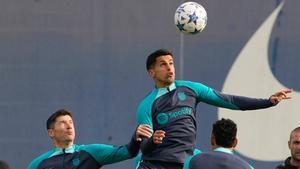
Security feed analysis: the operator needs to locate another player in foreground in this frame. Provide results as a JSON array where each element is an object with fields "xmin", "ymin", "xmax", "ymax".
[
  {"xmin": 184, "ymin": 118, "xmax": 254, "ymax": 169},
  {"xmin": 136, "ymin": 48, "xmax": 292, "ymax": 169},
  {"xmin": 27, "ymin": 109, "xmax": 154, "ymax": 169}
]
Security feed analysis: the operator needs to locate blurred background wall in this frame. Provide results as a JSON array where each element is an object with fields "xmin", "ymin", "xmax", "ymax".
[{"xmin": 0, "ymin": 0, "xmax": 299, "ymax": 168}]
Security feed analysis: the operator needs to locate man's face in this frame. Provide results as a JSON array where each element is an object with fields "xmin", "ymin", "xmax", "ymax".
[
  {"xmin": 289, "ymin": 131, "xmax": 300, "ymax": 162},
  {"xmin": 48, "ymin": 115, "xmax": 75, "ymax": 147},
  {"xmin": 148, "ymin": 55, "xmax": 175, "ymax": 88}
]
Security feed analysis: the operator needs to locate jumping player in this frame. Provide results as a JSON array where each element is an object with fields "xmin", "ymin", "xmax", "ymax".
[{"xmin": 135, "ymin": 48, "xmax": 292, "ymax": 169}]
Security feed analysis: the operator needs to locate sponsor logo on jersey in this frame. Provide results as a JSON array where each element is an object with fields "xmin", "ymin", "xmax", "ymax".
[{"xmin": 157, "ymin": 107, "xmax": 192, "ymax": 125}]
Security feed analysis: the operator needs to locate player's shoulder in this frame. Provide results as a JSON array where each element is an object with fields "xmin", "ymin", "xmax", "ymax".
[
  {"xmin": 138, "ymin": 89, "xmax": 157, "ymax": 107},
  {"xmin": 175, "ymin": 80, "xmax": 210, "ymax": 94},
  {"xmin": 77, "ymin": 144, "xmax": 115, "ymax": 153},
  {"xmin": 27, "ymin": 149, "xmax": 54, "ymax": 169},
  {"xmin": 190, "ymin": 151, "xmax": 251, "ymax": 168},
  {"xmin": 175, "ymin": 80, "xmax": 205, "ymax": 87}
]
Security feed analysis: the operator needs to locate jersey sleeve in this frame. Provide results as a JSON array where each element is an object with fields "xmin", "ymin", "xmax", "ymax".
[
  {"xmin": 136, "ymin": 91, "xmax": 158, "ymax": 154},
  {"xmin": 183, "ymin": 148, "xmax": 202, "ymax": 169},
  {"xmin": 27, "ymin": 160, "xmax": 39, "ymax": 169},
  {"xmin": 27, "ymin": 151, "xmax": 53, "ymax": 169},
  {"xmin": 178, "ymin": 81, "xmax": 274, "ymax": 110},
  {"xmin": 133, "ymin": 153, "xmax": 142, "ymax": 169},
  {"xmin": 136, "ymin": 102, "xmax": 153, "ymax": 128},
  {"xmin": 82, "ymin": 144, "xmax": 132, "ymax": 166},
  {"xmin": 136, "ymin": 91, "xmax": 157, "ymax": 129},
  {"xmin": 136, "ymin": 100, "xmax": 157, "ymax": 154}
]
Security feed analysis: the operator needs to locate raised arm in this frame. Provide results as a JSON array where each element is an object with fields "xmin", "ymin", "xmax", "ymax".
[
  {"xmin": 178, "ymin": 81, "xmax": 292, "ymax": 111},
  {"xmin": 269, "ymin": 89, "xmax": 292, "ymax": 105}
]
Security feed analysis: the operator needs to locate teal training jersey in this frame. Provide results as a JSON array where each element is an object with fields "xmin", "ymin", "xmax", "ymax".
[
  {"xmin": 136, "ymin": 80, "xmax": 273, "ymax": 164},
  {"xmin": 28, "ymin": 136, "xmax": 140, "ymax": 169},
  {"xmin": 183, "ymin": 147, "xmax": 255, "ymax": 169}
]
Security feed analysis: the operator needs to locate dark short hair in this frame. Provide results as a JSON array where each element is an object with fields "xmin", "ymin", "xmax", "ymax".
[
  {"xmin": 0, "ymin": 160, "xmax": 10, "ymax": 169},
  {"xmin": 46, "ymin": 109, "xmax": 72, "ymax": 130},
  {"xmin": 146, "ymin": 49, "xmax": 173, "ymax": 70},
  {"xmin": 212, "ymin": 118, "xmax": 237, "ymax": 148}
]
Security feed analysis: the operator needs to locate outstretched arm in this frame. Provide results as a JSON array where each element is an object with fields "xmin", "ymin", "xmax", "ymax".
[
  {"xmin": 269, "ymin": 89, "xmax": 292, "ymax": 105},
  {"xmin": 181, "ymin": 81, "xmax": 292, "ymax": 110},
  {"xmin": 217, "ymin": 88, "xmax": 293, "ymax": 110},
  {"xmin": 83, "ymin": 125, "xmax": 153, "ymax": 166}
]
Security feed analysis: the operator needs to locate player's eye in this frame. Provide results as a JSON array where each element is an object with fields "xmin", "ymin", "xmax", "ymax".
[
  {"xmin": 294, "ymin": 141, "xmax": 300, "ymax": 145},
  {"xmin": 160, "ymin": 63, "xmax": 167, "ymax": 66}
]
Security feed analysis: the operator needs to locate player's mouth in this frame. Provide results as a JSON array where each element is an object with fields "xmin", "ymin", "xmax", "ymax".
[
  {"xmin": 168, "ymin": 72, "xmax": 174, "ymax": 77},
  {"xmin": 66, "ymin": 131, "xmax": 73, "ymax": 135}
]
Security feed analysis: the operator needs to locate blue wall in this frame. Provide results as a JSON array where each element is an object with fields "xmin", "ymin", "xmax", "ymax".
[{"xmin": 0, "ymin": 0, "xmax": 299, "ymax": 168}]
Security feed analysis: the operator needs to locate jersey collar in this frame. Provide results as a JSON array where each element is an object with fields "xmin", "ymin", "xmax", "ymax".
[
  {"xmin": 50, "ymin": 144, "xmax": 76, "ymax": 157},
  {"xmin": 155, "ymin": 82, "xmax": 176, "ymax": 99},
  {"xmin": 214, "ymin": 147, "xmax": 234, "ymax": 154}
]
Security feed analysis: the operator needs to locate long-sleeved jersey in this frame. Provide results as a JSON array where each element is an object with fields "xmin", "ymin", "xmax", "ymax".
[
  {"xmin": 27, "ymin": 136, "xmax": 139, "ymax": 169},
  {"xmin": 183, "ymin": 147, "xmax": 254, "ymax": 169},
  {"xmin": 136, "ymin": 80, "xmax": 274, "ymax": 164}
]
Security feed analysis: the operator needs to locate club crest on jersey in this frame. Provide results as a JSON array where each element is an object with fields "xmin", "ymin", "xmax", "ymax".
[
  {"xmin": 156, "ymin": 113, "xmax": 169, "ymax": 125},
  {"xmin": 72, "ymin": 158, "xmax": 80, "ymax": 166},
  {"xmin": 178, "ymin": 92, "xmax": 186, "ymax": 101}
]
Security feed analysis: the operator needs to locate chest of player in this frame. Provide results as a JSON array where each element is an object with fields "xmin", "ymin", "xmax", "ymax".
[
  {"xmin": 38, "ymin": 151, "xmax": 101, "ymax": 169},
  {"xmin": 151, "ymin": 87, "xmax": 197, "ymax": 127}
]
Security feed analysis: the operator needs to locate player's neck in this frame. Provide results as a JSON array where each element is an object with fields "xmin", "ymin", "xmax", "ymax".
[
  {"xmin": 213, "ymin": 146, "xmax": 235, "ymax": 151},
  {"xmin": 155, "ymin": 82, "xmax": 173, "ymax": 89},
  {"xmin": 54, "ymin": 141, "xmax": 74, "ymax": 149}
]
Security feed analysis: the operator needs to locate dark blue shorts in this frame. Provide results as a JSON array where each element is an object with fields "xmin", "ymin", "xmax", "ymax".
[{"xmin": 137, "ymin": 160, "xmax": 183, "ymax": 169}]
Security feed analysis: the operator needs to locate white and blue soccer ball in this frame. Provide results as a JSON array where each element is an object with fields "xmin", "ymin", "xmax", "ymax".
[{"xmin": 174, "ymin": 2, "xmax": 207, "ymax": 34}]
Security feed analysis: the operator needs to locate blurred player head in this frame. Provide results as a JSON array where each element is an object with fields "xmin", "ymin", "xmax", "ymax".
[
  {"xmin": 211, "ymin": 118, "xmax": 238, "ymax": 149},
  {"xmin": 289, "ymin": 127, "xmax": 300, "ymax": 163},
  {"xmin": 0, "ymin": 160, "xmax": 10, "ymax": 169}
]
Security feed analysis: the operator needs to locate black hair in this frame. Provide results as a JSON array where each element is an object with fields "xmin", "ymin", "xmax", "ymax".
[
  {"xmin": 0, "ymin": 160, "xmax": 10, "ymax": 169},
  {"xmin": 212, "ymin": 118, "xmax": 237, "ymax": 148},
  {"xmin": 146, "ymin": 49, "xmax": 173, "ymax": 70},
  {"xmin": 46, "ymin": 109, "xmax": 72, "ymax": 130}
]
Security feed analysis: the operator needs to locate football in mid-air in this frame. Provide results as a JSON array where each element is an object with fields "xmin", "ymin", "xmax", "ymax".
[{"xmin": 174, "ymin": 1, "xmax": 207, "ymax": 34}]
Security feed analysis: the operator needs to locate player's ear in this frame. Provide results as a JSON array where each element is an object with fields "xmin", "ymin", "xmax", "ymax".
[
  {"xmin": 148, "ymin": 69, "xmax": 155, "ymax": 78},
  {"xmin": 211, "ymin": 135, "xmax": 217, "ymax": 148},
  {"xmin": 232, "ymin": 137, "xmax": 238, "ymax": 148},
  {"xmin": 48, "ymin": 129, "xmax": 54, "ymax": 138}
]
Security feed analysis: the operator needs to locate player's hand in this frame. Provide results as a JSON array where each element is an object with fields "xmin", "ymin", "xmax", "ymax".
[
  {"xmin": 269, "ymin": 89, "xmax": 293, "ymax": 105},
  {"xmin": 135, "ymin": 124, "xmax": 153, "ymax": 142},
  {"xmin": 153, "ymin": 130, "xmax": 165, "ymax": 144}
]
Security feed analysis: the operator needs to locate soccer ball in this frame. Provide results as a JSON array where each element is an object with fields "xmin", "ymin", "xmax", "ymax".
[{"xmin": 174, "ymin": 2, "xmax": 207, "ymax": 34}]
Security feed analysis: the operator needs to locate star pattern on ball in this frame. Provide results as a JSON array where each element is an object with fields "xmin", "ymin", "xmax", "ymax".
[
  {"xmin": 188, "ymin": 12, "xmax": 198, "ymax": 25},
  {"xmin": 176, "ymin": 6, "xmax": 185, "ymax": 14},
  {"xmin": 176, "ymin": 21, "xmax": 185, "ymax": 31},
  {"xmin": 174, "ymin": 2, "xmax": 207, "ymax": 34}
]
